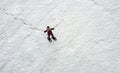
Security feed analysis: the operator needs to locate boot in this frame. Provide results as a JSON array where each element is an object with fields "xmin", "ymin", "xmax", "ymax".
[
  {"xmin": 52, "ymin": 36, "xmax": 57, "ymax": 41},
  {"xmin": 47, "ymin": 37, "xmax": 52, "ymax": 42}
]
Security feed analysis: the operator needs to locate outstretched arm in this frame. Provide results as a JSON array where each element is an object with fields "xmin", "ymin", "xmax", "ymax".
[
  {"xmin": 44, "ymin": 30, "xmax": 47, "ymax": 33},
  {"xmin": 51, "ymin": 28, "xmax": 54, "ymax": 30}
]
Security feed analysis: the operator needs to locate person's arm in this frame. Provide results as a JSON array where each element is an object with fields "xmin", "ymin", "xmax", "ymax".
[
  {"xmin": 44, "ymin": 30, "xmax": 47, "ymax": 33},
  {"xmin": 51, "ymin": 28, "xmax": 54, "ymax": 30}
]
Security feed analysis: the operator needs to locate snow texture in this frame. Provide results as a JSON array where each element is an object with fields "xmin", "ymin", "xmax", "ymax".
[{"xmin": 0, "ymin": 0, "xmax": 120, "ymax": 73}]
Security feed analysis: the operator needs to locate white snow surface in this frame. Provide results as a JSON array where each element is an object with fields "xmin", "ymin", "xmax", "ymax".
[{"xmin": 0, "ymin": 0, "xmax": 120, "ymax": 73}]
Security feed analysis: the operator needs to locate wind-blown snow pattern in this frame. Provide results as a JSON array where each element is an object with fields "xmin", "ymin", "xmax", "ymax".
[{"xmin": 0, "ymin": 0, "xmax": 120, "ymax": 73}]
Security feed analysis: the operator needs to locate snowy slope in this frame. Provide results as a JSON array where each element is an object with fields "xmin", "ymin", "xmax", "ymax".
[{"xmin": 0, "ymin": 0, "xmax": 120, "ymax": 73}]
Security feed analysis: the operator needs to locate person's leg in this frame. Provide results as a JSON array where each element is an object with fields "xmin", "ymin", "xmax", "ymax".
[
  {"xmin": 47, "ymin": 35, "xmax": 52, "ymax": 42},
  {"xmin": 52, "ymin": 34, "xmax": 57, "ymax": 40}
]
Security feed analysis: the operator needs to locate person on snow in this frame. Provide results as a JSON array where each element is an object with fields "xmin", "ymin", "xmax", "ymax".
[{"xmin": 44, "ymin": 26, "xmax": 57, "ymax": 42}]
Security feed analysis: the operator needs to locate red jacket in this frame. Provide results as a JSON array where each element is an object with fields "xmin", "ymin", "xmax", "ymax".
[{"xmin": 44, "ymin": 28, "xmax": 54, "ymax": 36}]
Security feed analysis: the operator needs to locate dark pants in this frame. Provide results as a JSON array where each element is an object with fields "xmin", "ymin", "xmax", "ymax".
[{"xmin": 47, "ymin": 34, "xmax": 56, "ymax": 41}]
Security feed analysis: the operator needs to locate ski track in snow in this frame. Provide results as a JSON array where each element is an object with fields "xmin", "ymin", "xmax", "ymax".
[{"xmin": 0, "ymin": 0, "xmax": 120, "ymax": 73}]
